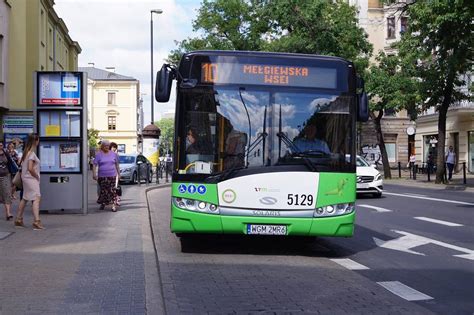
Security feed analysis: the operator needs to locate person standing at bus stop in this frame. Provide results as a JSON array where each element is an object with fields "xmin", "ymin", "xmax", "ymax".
[
  {"xmin": 14, "ymin": 133, "xmax": 44, "ymax": 230},
  {"xmin": 93, "ymin": 140, "xmax": 120, "ymax": 212},
  {"xmin": 445, "ymin": 145, "xmax": 456, "ymax": 181}
]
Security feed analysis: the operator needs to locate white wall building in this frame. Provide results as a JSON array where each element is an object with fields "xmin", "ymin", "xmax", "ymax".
[{"xmin": 80, "ymin": 66, "xmax": 140, "ymax": 154}]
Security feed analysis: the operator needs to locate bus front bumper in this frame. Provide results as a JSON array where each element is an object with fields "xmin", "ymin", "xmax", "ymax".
[{"xmin": 170, "ymin": 205, "xmax": 355, "ymax": 237}]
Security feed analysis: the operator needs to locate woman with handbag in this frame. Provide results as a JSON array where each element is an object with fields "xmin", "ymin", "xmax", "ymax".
[
  {"xmin": 7, "ymin": 142, "xmax": 20, "ymax": 199},
  {"xmin": 93, "ymin": 140, "xmax": 120, "ymax": 212},
  {"xmin": 14, "ymin": 133, "xmax": 44, "ymax": 230},
  {"xmin": 0, "ymin": 142, "xmax": 14, "ymax": 220}
]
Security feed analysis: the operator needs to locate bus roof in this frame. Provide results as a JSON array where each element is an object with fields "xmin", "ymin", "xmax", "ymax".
[{"xmin": 181, "ymin": 50, "xmax": 353, "ymax": 66}]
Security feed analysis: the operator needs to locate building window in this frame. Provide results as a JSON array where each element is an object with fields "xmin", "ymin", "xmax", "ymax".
[
  {"xmin": 385, "ymin": 143, "xmax": 396, "ymax": 163},
  {"xmin": 384, "ymin": 108, "xmax": 396, "ymax": 117},
  {"xmin": 387, "ymin": 17, "xmax": 396, "ymax": 39},
  {"xmin": 118, "ymin": 144, "xmax": 126, "ymax": 153},
  {"xmin": 108, "ymin": 92, "xmax": 116, "ymax": 105},
  {"xmin": 400, "ymin": 17, "xmax": 408, "ymax": 34},
  {"xmin": 108, "ymin": 116, "xmax": 117, "ymax": 130}
]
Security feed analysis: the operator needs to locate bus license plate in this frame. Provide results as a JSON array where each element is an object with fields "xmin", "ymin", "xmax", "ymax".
[{"xmin": 247, "ymin": 224, "xmax": 287, "ymax": 235}]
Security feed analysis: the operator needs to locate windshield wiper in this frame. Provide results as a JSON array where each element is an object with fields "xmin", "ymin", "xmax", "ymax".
[{"xmin": 290, "ymin": 149, "xmax": 330, "ymax": 157}]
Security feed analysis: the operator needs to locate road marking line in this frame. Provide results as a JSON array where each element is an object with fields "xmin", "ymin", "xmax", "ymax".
[
  {"xmin": 373, "ymin": 230, "xmax": 474, "ymax": 261},
  {"xmin": 404, "ymin": 193, "xmax": 427, "ymax": 197},
  {"xmin": 384, "ymin": 192, "xmax": 474, "ymax": 206},
  {"xmin": 414, "ymin": 216, "xmax": 463, "ymax": 227},
  {"xmin": 377, "ymin": 281, "xmax": 433, "ymax": 301},
  {"xmin": 331, "ymin": 258, "xmax": 369, "ymax": 270},
  {"xmin": 358, "ymin": 204, "xmax": 393, "ymax": 212}
]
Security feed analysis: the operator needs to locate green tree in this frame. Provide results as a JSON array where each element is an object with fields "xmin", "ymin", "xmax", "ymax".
[
  {"xmin": 87, "ymin": 128, "xmax": 100, "ymax": 150},
  {"xmin": 156, "ymin": 118, "xmax": 174, "ymax": 156},
  {"xmin": 168, "ymin": 0, "xmax": 372, "ymax": 72},
  {"xmin": 395, "ymin": 0, "xmax": 474, "ymax": 183},
  {"xmin": 366, "ymin": 52, "xmax": 420, "ymax": 178},
  {"xmin": 260, "ymin": 0, "xmax": 372, "ymax": 71},
  {"xmin": 167, "ymin": 0, "xmax": 266, "ymax": 66}
]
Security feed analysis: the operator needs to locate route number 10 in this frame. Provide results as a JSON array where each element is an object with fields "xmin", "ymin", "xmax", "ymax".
[{"xmin": 202, "ymin": 63, "xmax": 218, "ymax": 83}]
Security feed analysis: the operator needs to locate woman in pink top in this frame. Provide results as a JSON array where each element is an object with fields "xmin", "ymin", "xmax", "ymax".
[
  {"xmin": 14, "ymin": 133, "xmax": 44, "ymax": 230},
  {"xmin": 93, "ymin": 140, "xmax": 120, "ymax": 211}
]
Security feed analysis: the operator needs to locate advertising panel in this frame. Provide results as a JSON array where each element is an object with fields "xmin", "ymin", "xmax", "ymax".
[
  {"xmin": 143, "ymin": 138, "xmax": 160, "ymax": 166},
  {"xmin": 39, "ymin": 140, "xmax": 81, "ymax": 173},
  {"xmin": 38, "ymin": 72, "xmax": 82, "ymax": 106}
]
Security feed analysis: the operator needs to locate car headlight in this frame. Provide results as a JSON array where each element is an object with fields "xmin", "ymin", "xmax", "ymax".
[
  {"xmin": 375, "ymin": 173, "xmax": 382, "ymax": 181},
  {"xmin": 314, "ymin": 203, "xmax": 354, "ymax": 217},
  {"xmin": 173, "ymin": 197, "xmax": 220, "ymax": 215}
]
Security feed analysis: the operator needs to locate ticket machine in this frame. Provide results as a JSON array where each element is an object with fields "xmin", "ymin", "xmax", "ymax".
[{"xmin": 34, "ymin": 71, "xmax": 88, "ymax": 214}]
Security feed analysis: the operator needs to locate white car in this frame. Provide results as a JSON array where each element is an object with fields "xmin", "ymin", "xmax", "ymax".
[{"xmin": 356, "ymin": 155, "xmax": 383, "ymax": 197}]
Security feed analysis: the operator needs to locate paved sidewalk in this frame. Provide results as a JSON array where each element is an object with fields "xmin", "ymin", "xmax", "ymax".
[
  {"xmin": 0, "ymin": 173, "xmax": 166, "ymax": 314},
  {"xmin": 382, "ymin": 169, "xmax": 474, "ymax": 193}
]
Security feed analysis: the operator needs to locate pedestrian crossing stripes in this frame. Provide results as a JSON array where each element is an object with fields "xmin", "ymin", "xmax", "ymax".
[
  {"xmin": 330, "ymin": 258, "xmax": 369, "ymax": 270},
  {"xmin": 377, "ymin": 281, "xmax": 433, "ymax": 301}
]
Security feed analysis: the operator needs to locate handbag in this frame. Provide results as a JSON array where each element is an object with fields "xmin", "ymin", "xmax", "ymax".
[
  {"xmin": 12, "ymin": 170, "xmax": 22, "ymax": 190},
  {"xmin": 4, "ymin": 150, "xmax": 19, "ymax": 174},
  {"xmin": 115, "ymin": 177, "xmax": 122, "ymax": 196}
]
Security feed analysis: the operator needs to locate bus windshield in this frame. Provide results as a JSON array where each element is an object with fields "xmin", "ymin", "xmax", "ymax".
[{"xmin": 178, "ymin": 86, "xmax": 354, "ymax": 176}]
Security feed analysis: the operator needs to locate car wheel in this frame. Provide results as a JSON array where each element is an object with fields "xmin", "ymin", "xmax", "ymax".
[
  {"xmin": 373, "ymin": 192, "xmax": 382, "ymax": 198},
  {"xmin": 131, "ymin": 172, "xmax": 137, "ymax": 184}
]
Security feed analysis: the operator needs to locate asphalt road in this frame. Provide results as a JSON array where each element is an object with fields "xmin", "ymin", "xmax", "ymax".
[
  {"xmin": 147, "ymin": 183, "xmax": 473, "ymax": 314},
  {"xmin": 331, "ymin": 183, "xmax": 474, "ymax": 315}
]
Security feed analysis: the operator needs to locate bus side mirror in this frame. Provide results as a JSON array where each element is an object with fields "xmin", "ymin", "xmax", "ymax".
[
  {"xmin": 358, "ymin": 92, "xmax": 369, "ymax": 122},
  {"xmin": 155, "ymin": 64, "xmax": 174, "ymax": 102}
]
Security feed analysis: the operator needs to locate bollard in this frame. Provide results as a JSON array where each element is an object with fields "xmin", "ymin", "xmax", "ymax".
[
  {"xmin": 463, "ymin": 162, "xmax": 467, "ymax": 184},
  {"xmin": 427, "ymin": 165, "xmax": 430, "ymax": 182},
  {"xmin": 165, "ymin": 162, "xmax": 169, "ymax": 183},
  {"xmin": 155, "ymin": 161, "xmax": 160, "ymax": 184},
  {"xmin": 398, "ymin": 162, "xmax": 401, "ymax": 178},
  {"xmin": 146, "ymin": 163, "xmax": 150, "ymax": 186},
  {"xmin": 413, "ymin": 164, "xmax": 417, "ymax": 180},
  {"xmin": 444, "ymin": 164, "xmax": 448, "ymax": 182},
  {"xmin": 409, "ymin": 163, "xmax": 412, "ymax": 179},
  {"xmin": 137, "ymin": 164, "xmax": 141, "ymax": 186}
]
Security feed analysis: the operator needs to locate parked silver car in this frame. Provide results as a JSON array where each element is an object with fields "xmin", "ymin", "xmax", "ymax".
[{"xmin": 119, "ymin": 153, "xmax": 153, "ymax": 184}]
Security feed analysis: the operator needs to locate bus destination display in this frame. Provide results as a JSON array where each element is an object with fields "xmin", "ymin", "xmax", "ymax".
[{"xmin": 201, "ymin": 62, "xmax": 337, "ymax": 89}]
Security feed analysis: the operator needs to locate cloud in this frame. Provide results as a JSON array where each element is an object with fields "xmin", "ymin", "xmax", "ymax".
[{"xmin": 54, "ymin": 0, "xmax": 199, "ymax": 123}]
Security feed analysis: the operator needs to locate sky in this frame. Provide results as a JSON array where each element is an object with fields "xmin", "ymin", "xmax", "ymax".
[{"xmin": 54, "ymin": 0, "xmax": 201, "ymax": 123}]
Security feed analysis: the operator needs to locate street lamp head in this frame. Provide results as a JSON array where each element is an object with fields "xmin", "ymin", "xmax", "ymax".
[{"xmin": 151, "ymin": 9, "xmax": 163, "ymax": 14}]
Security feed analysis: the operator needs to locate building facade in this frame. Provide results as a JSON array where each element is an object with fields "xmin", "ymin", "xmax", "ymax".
[
  {"xmin": 0, "ymin": 0, "xmax": 80, "ymax": 140},
  {"xmin": 351, "ymin": 0, "xmax": 424, "ymax": 168},
  {"xmin": 415, "ymin": 95, "xmax": 474, "ymax": 173},
  {"xmin": 80, "ymin": 67, "xmax": 140, "ymax": 154}
]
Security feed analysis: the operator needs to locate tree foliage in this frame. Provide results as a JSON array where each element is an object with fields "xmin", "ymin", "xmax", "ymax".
[
  {"xmin": 156, "ymin": 118, "xmax": 174, "ymax": 155},
  {"xmin": 395, "ymin": 0, "xmax": 474, "ymax": 183},
  {"xmin": 365, "ymin": 52, "xmax": 420, "ymax": 178},
  {"xmin": 87, "ymin": 128, "xmax": 100, "ymax": 149},
  {"xmin": 167, "ymin": 0, "xmax": 372, "ymax": 72}
]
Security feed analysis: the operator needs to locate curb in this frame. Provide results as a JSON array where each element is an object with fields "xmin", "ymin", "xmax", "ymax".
[
  {"xmin": 144, "ymin": 183, "xmax": 171, "ymax": 315},
  {"xmin": 384, "ymin": 179, "xmax": 474, "ymax": 193}
]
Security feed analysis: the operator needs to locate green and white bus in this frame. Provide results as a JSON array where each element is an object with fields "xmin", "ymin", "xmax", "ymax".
[{"xmin": 155, "ymin": 50, "xmax": 368, "ymax": 238}]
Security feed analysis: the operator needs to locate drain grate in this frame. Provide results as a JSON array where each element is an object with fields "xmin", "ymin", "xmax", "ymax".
[{"xmin": 0, "ymin": 231, "xmax": 14, "ymax": 240}]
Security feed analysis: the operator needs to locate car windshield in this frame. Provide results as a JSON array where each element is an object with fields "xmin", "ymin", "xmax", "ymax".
[
  {"xmin": 356, "ymin": 156, "xmax": 370, "ymax": 167},
  {"xmin": 177, "ymin": 86, "xmax": 355, "ymax": 176},
  {"xmin": 119, "ymin": 155, "xmax": 135, "ymax": 164}
]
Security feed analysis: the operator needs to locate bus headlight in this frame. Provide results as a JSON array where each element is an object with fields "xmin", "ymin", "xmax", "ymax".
[
  {"xmin": 314, "ymin": 203, "xmax": 354, "ymax": 217},
  {"xmin": 173, "ymin": 197, "xmax": 220, "ymax": 215}
]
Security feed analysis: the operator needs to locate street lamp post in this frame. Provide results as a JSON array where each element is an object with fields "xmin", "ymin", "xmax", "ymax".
[{"xmin": 150, "ymin": 9, "xmax": 163, "ymax": 125}]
